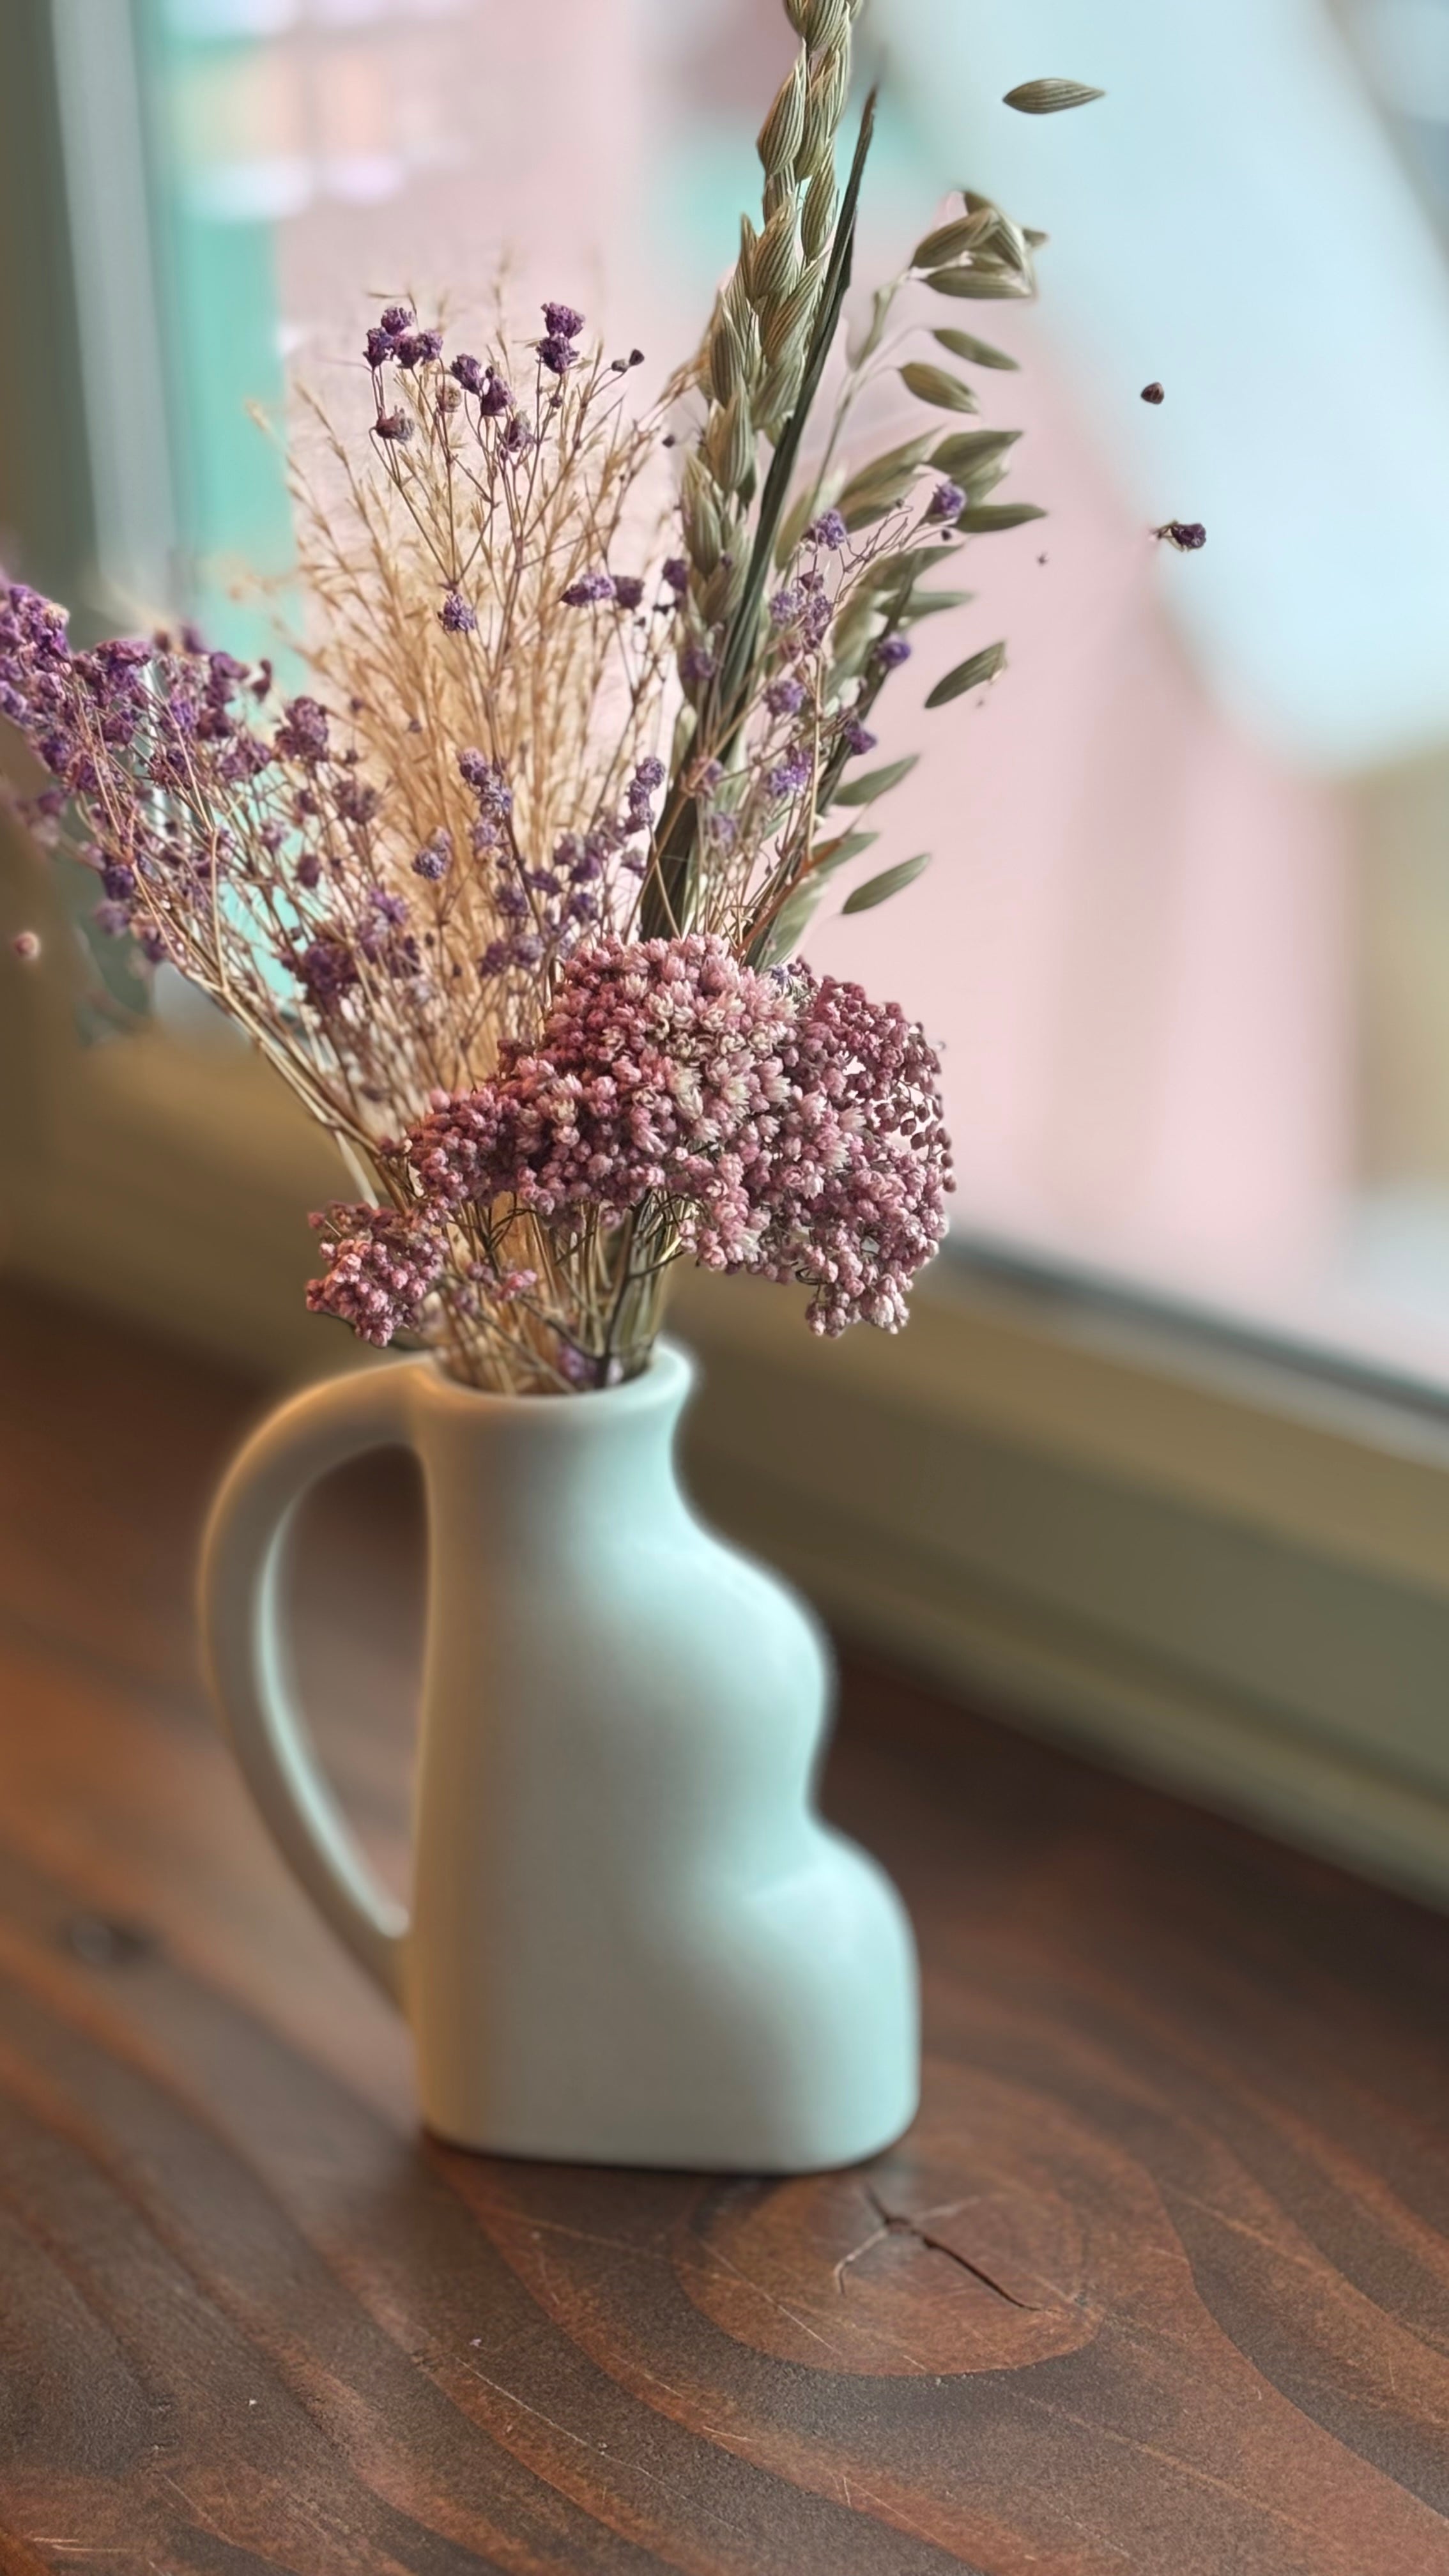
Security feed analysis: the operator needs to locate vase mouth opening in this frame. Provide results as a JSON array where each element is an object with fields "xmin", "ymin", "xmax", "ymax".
[{"xmin": 417, "ymin": 1335, "xmax": 693, "ymax": 1421}]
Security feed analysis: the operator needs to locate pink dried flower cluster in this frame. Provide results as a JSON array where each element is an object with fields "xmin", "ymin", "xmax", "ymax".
[
  {"xmin": 307, "ymin": 936, "xmax": 952, "ymax": 1347},
  {"xmin": 305, "ymin": 1204, "xmax": 443, "ymax": 1347}
]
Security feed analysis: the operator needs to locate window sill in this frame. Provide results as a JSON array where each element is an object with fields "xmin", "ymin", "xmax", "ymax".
[{"xmin": 7, "ymin": 1022, "xmax": 1449, "ymax": 1909}]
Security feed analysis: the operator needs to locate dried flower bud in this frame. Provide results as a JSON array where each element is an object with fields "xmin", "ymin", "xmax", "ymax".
[
  {"xmin": 1154, "ymin": 519, "xmax": 1207, "ymax": 551},
  {"xmin": 1140, "ymin": 381, "xmax": 1165, "ymax": 404},
  {"xmin": 392, "ymin": 328, "xmax": 441, "ymax": 369},
  {"xmin": 275, "ymin": 696, "xmax": 330, "ymax": 764},
  {"xmin": 807, "ymin": 508, "xmax": 848, "ymax": 549},
  {"xmin": 767, "ymin": 745, "xmax": 814, "ymax": 800},
  {"xmin": 873, "ymin": 634, "xmax": 912, "ymax": 670}
]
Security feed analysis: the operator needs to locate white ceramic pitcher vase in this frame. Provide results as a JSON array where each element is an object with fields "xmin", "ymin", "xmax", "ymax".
[{"xmin": 199, "ymin": 1341, "xmax": 919, "ymax": 2171}]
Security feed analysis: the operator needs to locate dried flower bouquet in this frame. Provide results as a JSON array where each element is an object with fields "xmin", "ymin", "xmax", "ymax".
[{"xmin": 2, "ymin": 0, "xmax": 1049, "ymax": 1395}]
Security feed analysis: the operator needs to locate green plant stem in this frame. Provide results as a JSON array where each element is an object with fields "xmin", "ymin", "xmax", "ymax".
[{"xmin": 641, "ymin": 88, "xmax": 878, "ymax": 940}]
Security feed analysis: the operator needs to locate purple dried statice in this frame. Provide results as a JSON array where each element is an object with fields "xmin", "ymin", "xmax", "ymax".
[
  {"xmin": 612, "ymin": 575, "xmax": 646, "ymax": 611},
  {"xmin": 273, "ymin": 696, "xmax": 330, "ymax": 764},
  {"xmin": 333, "ymin": 776, "xmax": 381, "ymax": 826},
  {"xmin": 440, "ymin": 590, "xmax": 477, "ymax": 633},
  {"xmin": 841, "ymin": 718, "xmax": 877, "ymax": 757},
  {"xmin": 457, "ymin": 747, "xmax": 512, "ymax": 820},
  {"xmin": 413, "ymin": 830, "xmax": 451, "ymax": 880},
  {"xmin": 543, "ymin": 302, "xmax": 585, "ymax": 340},
  {"xmin": 293, "ymin": 937, "xmax": 358, "ymax": 1010},
  {"xmin": 767, "ymin": 745, "xmax": 814, "ymax": 801},
  {"xmin": 873, "ymin": 634, "xmax": 912, "ymax": 670},
  {"xmin": 561, "ymin": 571, "xmax": 615, "ymax": 606},
  {"xmin": 767, "ymin": 574, "xmax": 831, "ymax": 656},
  {"xmin": 374, "ymin": 410, "xmax": 413, "ymax": 443},
  {"xmin": 626, "ymin": 755, "xmax": 664, "ymax": 827},
  {"xmin": 926, "ymin": 480, "xmax": 965, "ymax": 524},
  {"xmin": 393, "ymin": 327, "xmax": 443, "ymax": 369},
  {"xmin": 807, "ymin": 509, "xmax": 848, "ymax": 549}
]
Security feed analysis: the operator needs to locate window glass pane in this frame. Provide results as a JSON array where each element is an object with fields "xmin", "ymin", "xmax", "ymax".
[{"xmin": 29, "ymin": 0, "xmax": 1449, "ymax": 1384}]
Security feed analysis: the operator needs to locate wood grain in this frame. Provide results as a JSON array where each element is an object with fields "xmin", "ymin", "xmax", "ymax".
[{"xmin": 1, "ymin": 1281, "xmax": 1448, "ymax": 2573}]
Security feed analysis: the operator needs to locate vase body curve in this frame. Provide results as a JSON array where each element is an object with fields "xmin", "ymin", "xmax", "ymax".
[{"xmin": 199, "ymin": 1341, "xmax": 919, "ymax": 2172}]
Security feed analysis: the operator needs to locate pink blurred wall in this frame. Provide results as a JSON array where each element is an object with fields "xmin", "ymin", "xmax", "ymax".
[{"xmin": 804, "ymin": 323, "xmax": 1353, "ymax": 1312}]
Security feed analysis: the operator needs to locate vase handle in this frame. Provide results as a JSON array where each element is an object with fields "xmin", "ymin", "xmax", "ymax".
[{"xmin": 198, "ymin": 1363, "xmax": 420, "ymax": 2006}]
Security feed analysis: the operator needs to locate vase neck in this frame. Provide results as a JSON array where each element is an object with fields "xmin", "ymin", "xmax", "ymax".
[{"xmin": 409, "ymin": 1342, "xmax": 693, "ymax": 1555}]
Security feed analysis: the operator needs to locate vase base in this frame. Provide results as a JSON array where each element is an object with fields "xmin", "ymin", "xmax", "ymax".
[{"xmin": 420, "ymin": 2095, "xmax": 919, "ymax": 2177}]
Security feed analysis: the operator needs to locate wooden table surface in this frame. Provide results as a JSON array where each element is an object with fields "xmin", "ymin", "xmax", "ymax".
[{"xmin": 1, "ymin": 1282, "xmax": 1448, "ymax": 2576}]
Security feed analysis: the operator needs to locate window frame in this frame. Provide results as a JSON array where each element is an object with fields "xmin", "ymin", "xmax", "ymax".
[{"xmin": 4, "ymin": 0, "xmax": 1449, "ymax": 1916}]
